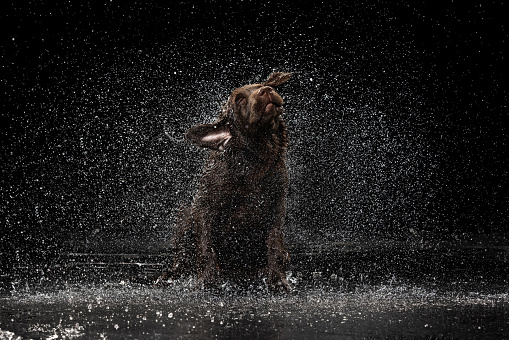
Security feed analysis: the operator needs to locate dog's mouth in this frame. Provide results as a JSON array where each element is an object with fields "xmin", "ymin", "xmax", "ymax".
[{"xmin": 265, "ymin": 102, "xmax": 284, "ymax": 115}]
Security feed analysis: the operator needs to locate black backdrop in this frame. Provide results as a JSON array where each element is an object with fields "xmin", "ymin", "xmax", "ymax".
[{"xmin": 1, "ymin": 1, "xmax": 506, "ymax": 269}]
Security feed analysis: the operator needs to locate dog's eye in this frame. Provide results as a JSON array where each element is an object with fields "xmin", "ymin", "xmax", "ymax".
[{"xmin": 235, "ymin": 96, "xmax": 247, "ymax": 105}]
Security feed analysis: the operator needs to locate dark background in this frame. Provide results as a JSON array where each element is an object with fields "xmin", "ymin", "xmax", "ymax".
[{"xmin": 1, "ymin": 1, "xmax": 507, "ymax": 270}]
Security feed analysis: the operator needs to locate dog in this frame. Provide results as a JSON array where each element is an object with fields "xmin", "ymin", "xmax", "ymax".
[{"xmin": 160, "ymin": 72, "xmax": 292, "ymax": 291}]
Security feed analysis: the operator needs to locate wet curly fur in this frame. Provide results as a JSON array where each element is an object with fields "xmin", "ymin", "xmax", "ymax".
[{"xmin": 160, "ymin": 72, "xmax": 292, "ymax": 291}]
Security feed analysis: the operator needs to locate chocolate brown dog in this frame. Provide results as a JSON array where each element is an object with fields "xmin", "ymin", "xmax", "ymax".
[{"xmin": 162, "ymin": 72, "xmax": 292, "ymax": 291}]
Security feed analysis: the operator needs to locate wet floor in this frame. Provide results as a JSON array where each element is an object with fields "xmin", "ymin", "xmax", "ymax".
[
  {"xmin": 1, "ymin": 239, "xmax": 508, "ymax": 339},
  {"xmin": 2, "ymin": 284, "xmax": 508, "ymax": 340}
]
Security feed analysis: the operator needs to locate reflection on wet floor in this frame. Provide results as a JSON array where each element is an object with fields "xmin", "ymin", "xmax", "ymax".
[
  {"xmin": 1, "ymin": 283, "xmax": 508, "ymax": 339},
  {"xmin": 1, "ymin": 241, "xmax": 508, "ymax": 339}
]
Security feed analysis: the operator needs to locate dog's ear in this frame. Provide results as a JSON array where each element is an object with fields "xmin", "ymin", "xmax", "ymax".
[
  {"xmin": 185, "ymin": 124, "xmax": 232, "ymax": 151},
  {"xmin": 263, "ymin": 72, "xmax": 292, "ymax": 87}
]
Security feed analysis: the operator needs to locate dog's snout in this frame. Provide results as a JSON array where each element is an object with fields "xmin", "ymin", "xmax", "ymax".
[{"xmin": 257, "ymin": 86, "xmax": 273, "ymax": 97}]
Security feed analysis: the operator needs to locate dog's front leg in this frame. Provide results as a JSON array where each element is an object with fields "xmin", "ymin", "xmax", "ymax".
[
  {"xmin": 266, "ymin": 213, "xmax": 291, "ymax": 292},
  {"xmin": 265, "ymin": 176, "xmax": 291, "ymax": 292},
  {"xmin": 196, "ymin": 221, "xmax": 219, "ymax": 288}
]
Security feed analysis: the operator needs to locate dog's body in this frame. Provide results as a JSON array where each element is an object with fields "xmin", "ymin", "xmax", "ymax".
[{"xmin": 165, "ymin": 72, "xmax": 292, "ymax": 291}]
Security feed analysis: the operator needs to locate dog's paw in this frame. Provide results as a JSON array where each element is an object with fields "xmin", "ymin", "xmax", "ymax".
[
  {"xmin": 272, "ymin": 278, "xmax": 291, "ymax": 293},
  {"xmin": 266, "ymin": 272, "xmax": 291, "ymax": 293}
]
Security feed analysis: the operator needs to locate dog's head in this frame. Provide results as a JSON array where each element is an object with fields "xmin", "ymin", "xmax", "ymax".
[{"xmin": 185, "ymin": 72, "xmax": 291, "ymax": 151}]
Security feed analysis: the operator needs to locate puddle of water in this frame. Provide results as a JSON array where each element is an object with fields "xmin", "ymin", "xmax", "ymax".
[{"xmin": 1, "ymin": 281, "xmax": 508, "ymax": 339}]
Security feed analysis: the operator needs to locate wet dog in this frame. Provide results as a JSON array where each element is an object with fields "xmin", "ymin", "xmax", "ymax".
[{"xmin": 160, "ymin": 72, "xmax": 292, "ymax": 291}]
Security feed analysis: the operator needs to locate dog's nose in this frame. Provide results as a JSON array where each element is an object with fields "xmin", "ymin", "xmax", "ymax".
[{"xmin": 257, "ymin": 86, "xmax": 273, "ymax": 97}]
